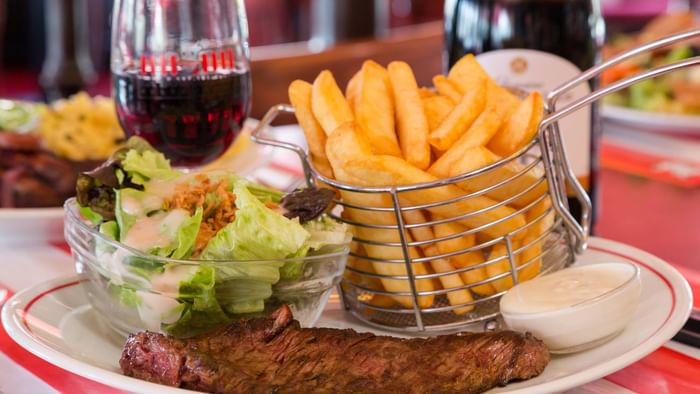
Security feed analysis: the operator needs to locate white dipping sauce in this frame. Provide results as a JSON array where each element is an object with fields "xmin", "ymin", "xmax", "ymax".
[
  {"xmin": 501, "ymin": 264, "xmax": 634, "ymax": 314},
  {"xmin": 500, "ymin": 262, "xmax": 642, "ymax": 353}
]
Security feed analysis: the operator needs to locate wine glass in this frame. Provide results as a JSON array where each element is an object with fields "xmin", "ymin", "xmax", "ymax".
[{"xmin": 111, "ymin": 0, "xmax": 251, "ymax": 167}]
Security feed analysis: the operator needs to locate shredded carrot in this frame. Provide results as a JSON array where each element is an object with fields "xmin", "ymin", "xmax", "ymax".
[{"xmin": 165, "ymin": 174, "xmax": 237, "ymax": 256}]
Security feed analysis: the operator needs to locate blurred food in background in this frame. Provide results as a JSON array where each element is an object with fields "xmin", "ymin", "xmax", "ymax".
[
  {"xmin": 0, "ymin": 92, "xmax": 123, "ymax": 208},
  {"xmin": 37, "ymin": 92, "xmax": 123, "ymax": 161},
  {"xmin": 602, "ymin": 12, "xmax": 700, "ymax": 115}
]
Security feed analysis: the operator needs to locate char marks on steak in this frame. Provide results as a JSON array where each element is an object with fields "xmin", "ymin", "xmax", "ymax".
[{"xmin": 120, "ymin": 305, "xmax": 549, "ymax": 394}]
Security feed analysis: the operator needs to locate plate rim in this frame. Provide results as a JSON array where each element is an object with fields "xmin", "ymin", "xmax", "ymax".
[
  {"xmin": 1, "ymin": 277, "xmax": 196, "ymax": 394},
  {"xmin": 601, "ymin": 104, "xmax": 700, "ymax": 132},
  {"xmin": 1, "ymin": 237, "xmax": 693, "ymax": 394}
]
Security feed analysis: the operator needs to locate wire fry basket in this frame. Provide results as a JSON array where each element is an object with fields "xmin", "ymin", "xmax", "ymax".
[{"xmin": 251, "ymin": 29, "xmax": 700, "ymax": 333}]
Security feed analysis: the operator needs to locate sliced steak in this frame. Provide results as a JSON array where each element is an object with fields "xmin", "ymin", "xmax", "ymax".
[{"xmin": 121, "ymin": 305, "xmax": 549, "ymax": 394}]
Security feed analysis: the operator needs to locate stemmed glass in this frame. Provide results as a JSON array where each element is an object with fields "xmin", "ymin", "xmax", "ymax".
[{"xmin": 111, "ymin": 0, "xmax": 251, "ymax": 167}]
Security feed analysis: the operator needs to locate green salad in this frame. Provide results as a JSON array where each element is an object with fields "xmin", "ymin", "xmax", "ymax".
[{"xmin": 76, "ymin": 137, "xmax": 348, "ymax": 337}]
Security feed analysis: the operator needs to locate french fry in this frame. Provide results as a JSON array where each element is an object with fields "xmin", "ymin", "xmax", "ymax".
[
  {"xmin": 488, "ymin": 91, "xmax": 544, "ymax": 157},
  {"xmin": 345, "ymin": 70, "xmax": 361, "ymax": 111},
  {"xmin": 428, "ymin": 108, "xmax": 503, "ymax": 177},
  {"xmin": 447, "ymin": 54, "xmax": 520, "ymax": 118},
  {"xmin": 344, "ymin": 244, "xmax": 385, "ymax": 291},
  {"xmin": 487, "ymin": 232, "xmax": 545, "ymax": 292},
  {"xmin": 431, "ymin": 146, "xmax": 446, "ymax": 160},
  {"xmin": 366, "ymin": 294, "xmax": 399, "ymax": 310},
  {"xmin": 312, "ymin": 70, "xmax": 354, "ymax": 135},
  {"xmin": 446, "ymin": 54, "xmax": 484, "ymax": 95},
  {"xmin": 326, "ymin": 123, "xmax": 435, "ymax": 308},
  {"xmin": 423, "ymin": 96, "xmax": 455, "ymax": 132},
  {"xmin": 428, "ymin": 78, "xmax": 487, "ymax": 151},
  {"xmin": 432, "ymin": 75, "xmax": 462, "ymax": 103},
  {"xmin": 288, "ymin": 80, "xmax": 334, "ymax": 178},
  {"xmin": 446, "ymin": 147, "xmax": 549, "ymax": 209},
  {"xmin": 387, "ymin": 61, "xmax": 431, "ymax": 170},
  {"xmin": 518, "ymin": 234, "xmax": 542, "ymax": 283},
  {"xmin": 335, "ymin": 153, "xmax": 527, "ymax": 241},
  {"xmin": 432, "ymin": 219, "xmax": 495, "ymax": 296},
  {"xmin": 345, "ymin": 246, "xmax": 401, "ymax": 315},
  {"xmin": 486, "ymin": 81, "xmax": 521, "ymax": 119},
  {"xmin": 418, "ymin": 87, "xmax": 437, "ymax": 99},
  {"xmin": 486, "ymin": 241, "xmax": 521, "ymax": 293},
  {"xmin": 447, "ymin": 146, "xmax": 495, "ymax": 175},
  {"xmin": 526, "ymin": 196, "xmax": 555, "ymax": 236},
  {"xmin": 352, "ymin": 61, "xmax": 403, "ymax": 157},
  {"xmin": 402, "ymin": 210, "xmax": 475, "ymax": 314},
  {"xmin": 351, "ymin": 217, "xmax": 434, "ymax": 308},
  {"xmin": 516, "ymin": 196, "xmax": 556, "ymax": 282}
]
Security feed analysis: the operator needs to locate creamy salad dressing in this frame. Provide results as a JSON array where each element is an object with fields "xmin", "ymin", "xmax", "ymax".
[
  {"xmin": 121, "ymin": 194, "xmax": 144, "ymax": 216},
  {"xmin": 151, "ymin": 265, "xmax": 198, "ymax": 295},
  {"xmin": 500, "ymin": 264, "xmax": 635, "ymax": 314},
  {"xmin": 123, "ymin": 208, "xmax": 190, "ymax": 251},
  {"xmin": 145, "ymin": 178, "xmax": 180, "ymax": 200},
  {"xmin": 121, "ymin": 193, "xmax": 164, "ymax": 216},
  {"xmin": 98, "ymin": 249, "xmax": 150, "ymax": 288},
  {"xmin": 135, "ymin": 291, "xmax": 184, "ymax": 331}
]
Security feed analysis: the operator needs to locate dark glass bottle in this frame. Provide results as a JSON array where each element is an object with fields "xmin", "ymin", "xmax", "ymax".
[
  {"xmin": 39, "ymin": 0, "xmax": 96, "ymax": 101},
  {"xmin": 444, "ymin": 0, "xmax": 605, "ymax": 226}
]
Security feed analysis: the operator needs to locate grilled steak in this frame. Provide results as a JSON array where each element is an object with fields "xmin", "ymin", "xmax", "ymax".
[
  {"xmin": 121, "ymin": 305, "xmax": 549, "ymax": 393},
  {"xmin": 0, "ymin": 133, "xmax": 98, "ymax": 208}
]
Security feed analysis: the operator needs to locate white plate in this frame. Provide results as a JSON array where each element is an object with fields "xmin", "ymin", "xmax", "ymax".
[
  {"xmin": 1, "ymin": 237, "xmax": 693, "ymax": 394},
  {"xmin": 602, "ymin": 105, "xmax": 700, "ymax": 134},
  {"xmin": 0, "ymin": 208, "xmax": 65, "ymax": 243}
]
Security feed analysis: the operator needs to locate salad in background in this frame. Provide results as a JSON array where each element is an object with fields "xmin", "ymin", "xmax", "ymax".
[
  {"xmin": 75, "ymin": 137, "xmax": 349, "ymax": 336},
  {"xmin": 602, "ymin": 12, "xmax": 700, "ymax": 115}
]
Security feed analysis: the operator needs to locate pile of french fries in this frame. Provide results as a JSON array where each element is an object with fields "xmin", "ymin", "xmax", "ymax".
[{"xmin": 288, "ymin": 54, "xmax": 556, "ymax": 317}]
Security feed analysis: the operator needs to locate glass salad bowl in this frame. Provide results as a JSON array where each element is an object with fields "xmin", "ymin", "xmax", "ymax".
[{"xmin": 64, "ymin": 198, "xmax": 350, "ymax": 338}]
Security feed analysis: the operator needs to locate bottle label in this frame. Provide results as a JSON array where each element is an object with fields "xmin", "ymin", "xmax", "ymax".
[{"xmin": 476, "ymin": 49, "xmax": 591, "ymax": 189}]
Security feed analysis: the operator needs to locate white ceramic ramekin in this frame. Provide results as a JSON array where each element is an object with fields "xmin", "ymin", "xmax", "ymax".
[{"xmin": 500, "ymin": 262, "xmax": 642, "ymax": 353}]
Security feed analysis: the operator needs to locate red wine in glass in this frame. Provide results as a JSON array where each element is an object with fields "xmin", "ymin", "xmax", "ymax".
[{"xmin": 113, "ymin": 70, "xmax": 251, "ymax": 167}]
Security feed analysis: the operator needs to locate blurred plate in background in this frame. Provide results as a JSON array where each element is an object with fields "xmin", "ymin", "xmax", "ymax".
[{"xmin": 602, "ymin": 105, "xmax": 700, "ymax": 134}]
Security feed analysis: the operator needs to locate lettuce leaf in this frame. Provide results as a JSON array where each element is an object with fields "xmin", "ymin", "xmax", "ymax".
[
  {"xmin": 170, "ymin": 207, "xmax": 203, "ymax": 259},
  {"xmin": 200, "ymin": 181, "xmax": 309, "ymax": 260},
  {"xmin": 163, "ymin": 264, "xmax": 229, "ymax": 337},
  {"xmin": 303, "ymin": 215, "xmax": 350, "ymax": 252},
  {"xmin": 114, "ymin": 189, "xmax": 145, "ymax": 240},
  {"xmin": 149, "ymin": 207, "xmax": 203, "ymax": 259},
  {"xmin": 80, "ymin": 206, "xmax": 104, "ymax": 226},
  {"xmin": 96, "ymin": 220, "xmax": 119, "ymax": 257},
  {"xmin": 121, "ymin": 149, "xmax": 181, "ymax": 185},
  {"xmin": 107, "ymin": 283, "xmax": 143, "ymax": 311},
  {"xmin": 276, "ymin": 216, "xmax": 349, "ymax": 281},
  {"xmin": 99, "ymin": 220, "xmax": 119, "ymax": 240},
  {"xmin": 205, "ymin": 171, "xmax": 284, "ymax": 203}
]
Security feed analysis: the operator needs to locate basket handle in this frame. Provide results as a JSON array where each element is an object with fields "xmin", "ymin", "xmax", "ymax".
[
  {"xmin": 250, "ymin": 104, "xmax": 317, "ymax": 187},
  {"xmin": 539, "ymin": 28, "xmax": 700, "ymax": 252}
]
